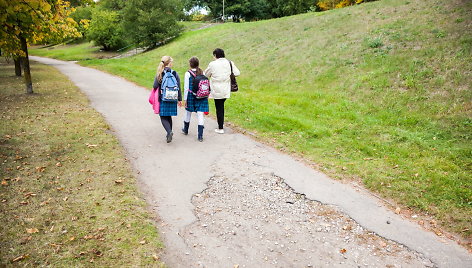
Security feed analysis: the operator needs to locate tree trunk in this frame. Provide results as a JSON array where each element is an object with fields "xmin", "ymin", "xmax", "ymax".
[
  {"xmin": 20, "ymin": 35, "xmax": 33, "ymax": 94},
  {"xmin": 14, "ymin": 57, "xmax": 22, "ymax": 76}
]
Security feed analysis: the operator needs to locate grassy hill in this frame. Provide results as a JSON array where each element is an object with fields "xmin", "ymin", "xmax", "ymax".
[{"xmin": 43, "ymin": 0, "xmax": 471, "ymax": 244}]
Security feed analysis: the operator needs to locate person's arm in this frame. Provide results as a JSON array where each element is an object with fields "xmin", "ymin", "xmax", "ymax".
[
  {"xmin": 174, "ymin": 71, "xmax": 183, "ymax": 106},
  {"xmin": 231, "ymin": 61, "xmax": 241, "ymax": 77},
  {"xmin": 204, "ymin": 63, "xmax": 212, "ymax": 78},
  {"xmin": 183, "ymin": 71, "xmax": 190, "ymax": 101},
  {"xmin": 153, "ymin": 76, "xmax": 159, "ymax": 89}
]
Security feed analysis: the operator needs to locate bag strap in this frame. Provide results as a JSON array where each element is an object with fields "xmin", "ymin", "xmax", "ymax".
[
  {"xmin": 188, "ymin": 70, "xmax": 196, "ymax": 77},
  {"xmin": 227, "ymin": 59, "xmax": 234, "ymax": 75}
]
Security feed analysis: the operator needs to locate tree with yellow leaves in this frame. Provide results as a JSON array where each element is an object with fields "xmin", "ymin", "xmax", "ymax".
[{"xmin": 0, "ymin": 0, "xmax": 82, "ymax": 94}]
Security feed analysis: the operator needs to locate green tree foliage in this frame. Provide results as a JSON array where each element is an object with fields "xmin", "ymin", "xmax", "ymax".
[
  {"xmin": 99, "ymin": 0, "xmax": 127, "ymax": 11},
  {"xmin": 121, "ymin": 0, "xmax": 183, "ymax": 48},
  {"xmin": 87, "ymin": 8, "xmax": 126, "ymax": 51},
  {"xmin": 70, "ymin": 6, "xmax": 93, "ymax": 38},
  {"xmin": 201, "ymin": 0, "xmax": 315, "ymax": 21},
  {"xmin": 266, "ymin": 0, "xmax": 317, "ymax": 18},
  {"xmin": 66, "ymin": 0, "xmax": 94, "ymax": 7}
]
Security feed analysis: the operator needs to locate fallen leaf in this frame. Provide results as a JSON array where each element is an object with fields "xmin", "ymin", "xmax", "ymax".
[
  {"xmin": 24, "ymin": 192, "xmax": 36, "ymax": 198},
  {"xmin": 26, "ymin": 228, "xmax": 39, "ymax": 234},
  {"xmin": 152, "ymin": 254, "xmax": 160, "ymax": 261},
  {"xmin": 340, "ymin": 248, "xmax": 347, "ymax": 254},
  {"xmin": 91, "ymin": 248, "xmax": 103, "ymax": 257},
  {"xmin": 140, "ymin": 240, "xmax": 146, "ymax": 245},
  {"xmin": 114, "ymin": 180, "xmax": 123, "ymax": 184},
  {"xmin": 11, "ymin": 255, "xmax": 28, "ymax": 263},
  {"xmin": 56, "ymin": 162, "xmax": 62, "ymax": 167},
  {"xmin": 35, "ymin": 166, "xmax": 46, "ymax": 172},
  {"xmin": 395, "ymin": 207, "xmax": 401, "ymax": 214},
  {"xmin": 1, "ymin": 180, "xmax": 8, "ymax": 186},
  {"xmin": 63, "ymin": 196, "xmax": 69, "ymax": 201},
  {"xmin": 84, "ymin": 235, "xmax": 94, "ymax": 240}
]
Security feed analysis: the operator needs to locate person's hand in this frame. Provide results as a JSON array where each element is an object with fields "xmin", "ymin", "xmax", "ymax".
[
  {"xmin": 183, "ymin": 101, "xmax": 187, "ymax": 108},
  {"xmin": 178, "ymin": 101, "xmax": 182, "ymax": 107}
]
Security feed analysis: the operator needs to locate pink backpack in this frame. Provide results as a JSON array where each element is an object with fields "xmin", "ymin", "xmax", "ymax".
[{"xmin": 188, "ymin": 70, "xmax": 210, "ymax": 99}]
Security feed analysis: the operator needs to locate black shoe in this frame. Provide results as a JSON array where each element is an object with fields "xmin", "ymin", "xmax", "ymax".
[
  {"xmin": 182, "ymin": 121, "xmax": 189, "ymax": 135},
  {"xmin": 197, "ymin": 125, "xmax": 204, "ymax": 142},
  {"xmin": 166, "ymin": 132, "xmax": 173, "ymax": 143}
]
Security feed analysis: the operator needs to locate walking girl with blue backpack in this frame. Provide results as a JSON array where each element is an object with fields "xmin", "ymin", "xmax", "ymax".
[
  {"xmin": 153, "ymin": 56, "xmax": 182, "ymax": 143},
  {"xmin": 182, "ymin": 56, "xmax": 210, "ymax": 142}
]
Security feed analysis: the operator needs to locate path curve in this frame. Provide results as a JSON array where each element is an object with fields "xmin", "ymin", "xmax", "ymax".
[{"xmin": 31, "ymin": 56, "xmax": 471, "ymax": 268}]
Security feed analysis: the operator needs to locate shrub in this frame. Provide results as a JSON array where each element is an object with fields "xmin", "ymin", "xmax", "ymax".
[
  {"xmin": 87, "ymin": 8, "xmax": 127, "ymax": 51},
  {"xmin": 121, "ymin": 0, "xmax": 183, "ymax": 48}
]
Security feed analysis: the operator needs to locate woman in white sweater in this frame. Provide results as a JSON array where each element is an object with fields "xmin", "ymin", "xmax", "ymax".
[{"xmin": 204, "ymin": 48, "xmax": 240, "ymax": 134}]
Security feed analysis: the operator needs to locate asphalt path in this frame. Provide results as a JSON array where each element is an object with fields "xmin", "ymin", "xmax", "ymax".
[{"xmin": 31, "ymin": 56, "xmax": 471, "ymax": 268}]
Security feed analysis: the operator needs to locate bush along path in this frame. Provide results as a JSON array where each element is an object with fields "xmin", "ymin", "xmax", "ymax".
[{"xmin": 30, "ymin": 56, "xmax": 471, "ymax": 267}]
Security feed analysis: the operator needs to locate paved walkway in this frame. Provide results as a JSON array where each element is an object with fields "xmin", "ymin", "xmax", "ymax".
[{"xmin": 31, "ymin": 56, "xmax": 471, "ymax": 268}]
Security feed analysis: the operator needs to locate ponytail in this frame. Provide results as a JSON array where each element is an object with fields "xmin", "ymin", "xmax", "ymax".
[
  {"xmin": 195, "ymin": 67, "xmax": 203, "ymax": 76},
  {"xmin": 156, "ymin": 56, "xmax": 173, "ymax": 83}
]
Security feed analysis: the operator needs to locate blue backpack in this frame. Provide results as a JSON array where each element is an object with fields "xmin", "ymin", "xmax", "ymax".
[{"xmin": 161, "ymin": 69, "xmax": 179, "ymax": 102}]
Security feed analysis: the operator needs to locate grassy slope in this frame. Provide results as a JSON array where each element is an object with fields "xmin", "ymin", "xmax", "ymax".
[
  {"xmin": 29, "ymin": 42, "xmax": 119, "ymax": 61},
  {"xmin": 84, "ymin": 0, "xmax": 470, "ymax": 241},
  {"xmin": 0, "ymin": 60, "xmax": 164, "ymax": 266}
]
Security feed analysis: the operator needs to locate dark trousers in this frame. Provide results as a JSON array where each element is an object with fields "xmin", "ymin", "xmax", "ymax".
[
  {"xmin": 214, "ymin": 98, "xmax": 226, "ymax": 129},
  {"xmin": 160, "ymin": 116, "xmax": 173, "ymax": 134}
]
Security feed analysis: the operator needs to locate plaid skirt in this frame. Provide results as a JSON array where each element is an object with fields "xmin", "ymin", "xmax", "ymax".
[
  {"xmin": 159, "ymin": 100, "xmax": 178, "ymax": 116},
  {"xmin": 186, "ymin": 92, "xmax": 209, "ymax": 113}
]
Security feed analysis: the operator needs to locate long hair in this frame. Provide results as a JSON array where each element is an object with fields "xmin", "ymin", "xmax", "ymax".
[
  {"xmin": 189, "ymin": 56, "xmax": 203, "ymax": 76},
  {"xmin": 156, "ymin": 56, "xmax": 173, "ymax": 83}
]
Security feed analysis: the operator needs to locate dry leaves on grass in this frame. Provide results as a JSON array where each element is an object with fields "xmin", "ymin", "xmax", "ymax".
[
  {"xmin": 26, "ymin": 228, "xmax": 39, "ymax": 234},
  {"xmin": 11, "ymin": 254, "xmax": 28, "ymax": 263}
]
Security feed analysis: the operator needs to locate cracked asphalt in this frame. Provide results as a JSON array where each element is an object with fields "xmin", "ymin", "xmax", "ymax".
[{"xmin": 31, "ymin": 56, "xmax": 471, "ymax": 268}]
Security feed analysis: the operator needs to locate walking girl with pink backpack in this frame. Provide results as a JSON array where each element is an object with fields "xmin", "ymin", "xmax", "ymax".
[
  {"xmin": 181, "ymin": 56, "xmax": 210, "ymax": 142},
  {"xmin": 153, "ymin": 56, "xmax": 182, "ymax": 143}
]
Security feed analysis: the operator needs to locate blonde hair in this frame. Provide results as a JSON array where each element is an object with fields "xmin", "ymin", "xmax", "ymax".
[{"xmin": 156, "ymin": 56, "xmax": 173, "ymax": 83}]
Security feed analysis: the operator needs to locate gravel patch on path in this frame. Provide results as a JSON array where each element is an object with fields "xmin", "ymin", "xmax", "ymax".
[{"xmin": 182, "ymin": 149, "xmax": 435, "ymax": 268}]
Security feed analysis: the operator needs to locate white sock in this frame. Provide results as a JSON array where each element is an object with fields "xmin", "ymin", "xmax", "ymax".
[
  {"xmin": 185, "ymin": 111, "xmax": 192, "ymax": 123},
  {"xmin": 197, "ymin": 112, "xmax": 204, "ymax": 126}
]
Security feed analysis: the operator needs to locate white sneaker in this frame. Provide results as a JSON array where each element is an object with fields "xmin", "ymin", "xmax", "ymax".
[{"xmin": 214, "ymin": 129, "xmax": 225, "ymax": 134}]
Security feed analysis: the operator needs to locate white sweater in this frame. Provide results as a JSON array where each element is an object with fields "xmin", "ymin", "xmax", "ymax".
[{"xmin": 204, "ymin": 58, "xmax": 240, "ymax": 99}]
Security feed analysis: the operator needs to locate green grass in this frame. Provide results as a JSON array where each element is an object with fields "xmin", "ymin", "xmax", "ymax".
[
  {"xmin": 0, "ymin": 60, "xmax": 164, "ymax": 266},
  {"xmin": 79, "ymin": 0, "xmax": 472, "ymax": 243},
  {"xmin": 178, "ymin": 21, "xmax": 218, "ymax": 32},
  {"xmin": 29, "ymin": 42, "xmax": 119, "ymax": 61}
]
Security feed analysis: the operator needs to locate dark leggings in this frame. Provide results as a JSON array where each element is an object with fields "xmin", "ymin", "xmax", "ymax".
[
  {"xmin": 214, "ymin": 98, "xmax": 226, "ymax": 129},
  {"xmin": 160, "ymin": 116, "xmax": 173, "ymax": 134}
]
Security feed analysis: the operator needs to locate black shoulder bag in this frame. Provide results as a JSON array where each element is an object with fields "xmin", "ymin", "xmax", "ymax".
[{"xmin": 228, "ymin": 60, "xmax": 239, "ymax": 92}]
